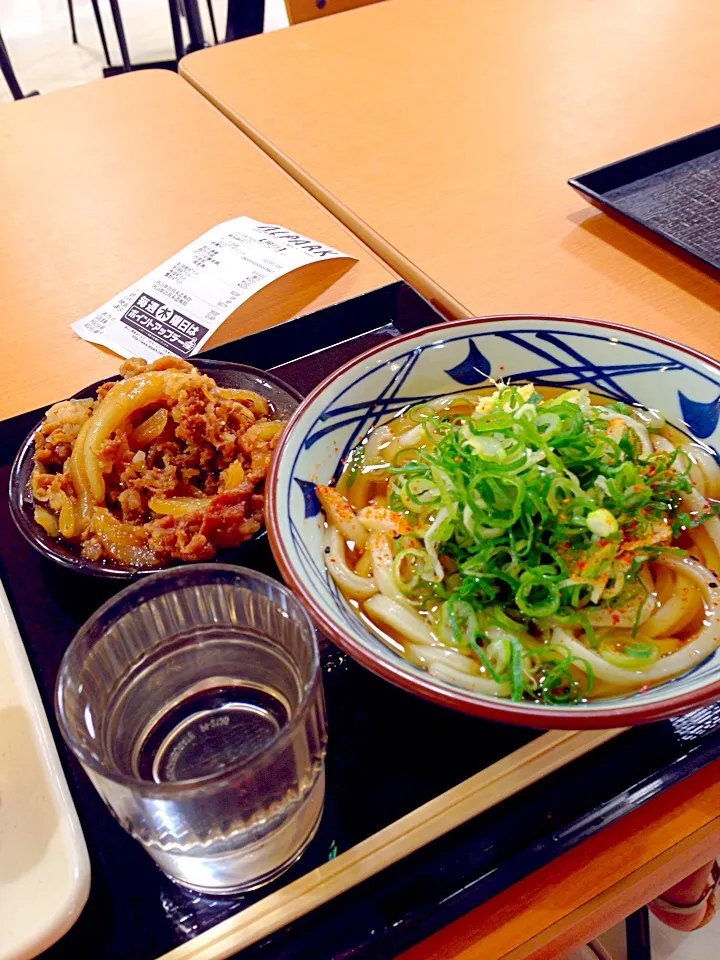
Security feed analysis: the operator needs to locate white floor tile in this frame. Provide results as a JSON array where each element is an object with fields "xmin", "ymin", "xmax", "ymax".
[
  {"xmin": 597, "ymin": 909, "xmax": 720, "ymax": 960},
  {"xmin": 565, "ymin": 946, "xmax": 606, "ymax": 960}
]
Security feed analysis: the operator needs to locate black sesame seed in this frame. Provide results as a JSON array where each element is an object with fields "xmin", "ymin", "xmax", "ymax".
[{"xmin": 324, "ymin": 546, "xmax": 331, "ymax": 554}]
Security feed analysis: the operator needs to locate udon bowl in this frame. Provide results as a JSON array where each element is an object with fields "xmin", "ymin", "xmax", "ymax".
[
  {"xmin": 10, "ymin": 359, "xmax": 301, "ymax": 579},
  {"xmin": 267, "ymin": 316, "xmax": 720, "ymax": 728}
]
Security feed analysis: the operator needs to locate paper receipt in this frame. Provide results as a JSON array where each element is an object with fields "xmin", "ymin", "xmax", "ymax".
[{"xmin": 72, "ymin": 217, "xmax": 356, "ymax": 361}]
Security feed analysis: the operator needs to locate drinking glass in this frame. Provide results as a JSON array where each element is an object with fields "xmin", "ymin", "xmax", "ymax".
[{"xmin": 56, "ymin": 564, "xmax": 327, "ymax": 894}]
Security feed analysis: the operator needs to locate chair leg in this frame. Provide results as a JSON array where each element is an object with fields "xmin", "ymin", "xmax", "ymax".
[
  {"xmin": 0, "ymin": 30, "xmax": 25, "ymax": 100},
  {"xmin": 168, "ymin": 0, "xmax": 185, "ymax": 61},
  {"xmin": 182, "ymin": 0, "xmax": 206, "ymax": 52},
  {"xmin": 206, "ymin": 0, "xmax": 219, "ymax": 44},
  {"xmin": 108, "ymin": 0, "xmax": 132, "ymax": 70},
  {"xmin": 625, "ymin": 906, "xmax": 652, "ymax": 960},
  {"xmin": 90, "ymin": 0, "xmax": 112, "ymax": 66},
  {"xmin": 67, "ymin": 0, "xmax": 78, "ymax": 43}
]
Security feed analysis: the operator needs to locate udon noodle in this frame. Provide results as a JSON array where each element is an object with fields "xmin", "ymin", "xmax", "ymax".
[{"xmin": 317, "ymin": 384, "xmax": 720, "ymax": 703}]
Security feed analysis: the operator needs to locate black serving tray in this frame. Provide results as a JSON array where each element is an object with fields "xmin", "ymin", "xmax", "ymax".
[
  {"xmin": 3, "ymin": 281, "xmax": 720, "ymax": 960},
  {"xmin": 569, "ymin": 124, "xmax": 720, "ymax": 278}
]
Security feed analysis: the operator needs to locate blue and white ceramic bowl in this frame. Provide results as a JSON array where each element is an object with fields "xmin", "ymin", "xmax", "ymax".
[{"xmin": 267, "ymin": 316, "xmax": 720, "ymax": 728}]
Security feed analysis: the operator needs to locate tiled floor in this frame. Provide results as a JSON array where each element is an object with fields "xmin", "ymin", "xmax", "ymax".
[
  {"xmin": 2, "ymin": 2, "xmax": 719, "ymax": 959},
  {"xmin": 565, "ymin": 910, "xmax": 720, "ymax": 958},
  {"xmin": 592, "ymin": 910, "xmax": 720, "ymax": 960},
  {"xmin": 0, "ymin": 0, "xmax": 288, "ymax": 103}
]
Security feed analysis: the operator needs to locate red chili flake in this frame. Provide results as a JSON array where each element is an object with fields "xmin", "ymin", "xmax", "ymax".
[{"xmin": 611, "ymin": 613, "xmax": 621, "ymax": 625}]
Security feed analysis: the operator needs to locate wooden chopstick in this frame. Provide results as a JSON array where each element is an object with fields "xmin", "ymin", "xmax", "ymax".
[{"xmin": 157, "ymin": 728, "xmax": 622, "ymax": 960}]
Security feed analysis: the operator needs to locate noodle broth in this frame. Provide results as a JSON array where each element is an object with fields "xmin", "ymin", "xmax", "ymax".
[{"xmin": 318, "ymin": 384, "xmax": 720, "ymax": 705}]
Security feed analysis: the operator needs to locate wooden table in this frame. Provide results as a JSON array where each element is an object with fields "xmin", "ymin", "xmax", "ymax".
[
  {"xmin": 178, "ymin": 2, "xmax": 720, "ymax": 956},
  {"xmin": 181, "ymin": 0, "xmax": 720, "ymax": 348},
  {"xmin": 0, "ymin": 70, "xmax": 392, "ymax": 420}
]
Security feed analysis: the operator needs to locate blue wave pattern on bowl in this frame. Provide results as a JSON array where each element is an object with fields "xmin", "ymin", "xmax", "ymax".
[{"xmin": 277, "ymin": 321, "xmax": 720, "ymax": 714}]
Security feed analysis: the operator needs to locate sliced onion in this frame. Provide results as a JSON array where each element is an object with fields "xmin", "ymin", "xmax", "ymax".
[
  {"xmin": 91, "ymin": 508, "xmax": 161, "ymax": 568},
  {"xmin": 148, "ymin": 495, "xmax": 212, "ymax": 517},
  {"xmin": 34, "ymin": 506, "xmax": 58, "ymax": 537},
  {"xmin": 130, "ymin": 408, "xmax": 168, "ymax": 447}
]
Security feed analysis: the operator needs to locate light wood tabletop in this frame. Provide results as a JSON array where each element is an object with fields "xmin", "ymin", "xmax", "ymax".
[
  {"xmin": 400, "ymin": 758, "xmax": 720, "ymax": 960},
  {"xmin": 180, "ymin": 2, "xmax": 720, "ymax": 956},
  {"xmin": 0, "ymin": 70, "xmax": 393, "ymax": 420},
  {"xmin": 181, "ymin": 0, "xmax": 720, "ymax": 353}
]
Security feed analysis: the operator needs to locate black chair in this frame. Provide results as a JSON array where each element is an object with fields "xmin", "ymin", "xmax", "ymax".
[
  {"xmin": 170, "ymin": 0, "xmax": 228, "ymax": 52},
  {"xmin": 83, "ymin": 1, "xmax": 223, "ymax": 70},
  {"xmin": 625, "ymin": 906, "xmax": 652, "ymax": 960},
  {"xmin": 0, "ymin": 29, "xmax": 37, "ymax": 100},
  {"xmin": 178, "ymin": 0, "xmax": 221, "ymax": 47},
  {"xmin": 66, "ymin": 0, "xmax": 265, "ymax": 78},
  {"xmin": 67, "ymin": 0, "xmax": 112, "ymax": 68},
  {"xmin": 225, "ymin": 0, "xmax": 265, "ymax": 40}
]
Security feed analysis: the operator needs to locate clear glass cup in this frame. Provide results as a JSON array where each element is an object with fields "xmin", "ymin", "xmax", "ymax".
[{"xmin": 55, "ymin": 564, "xmax": 327, "ymax": 894}]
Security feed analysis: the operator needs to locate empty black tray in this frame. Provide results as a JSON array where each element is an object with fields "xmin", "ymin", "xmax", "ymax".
[{"xmin": 569, "ymin": 124, "xmax": 720, "ymax": 276}]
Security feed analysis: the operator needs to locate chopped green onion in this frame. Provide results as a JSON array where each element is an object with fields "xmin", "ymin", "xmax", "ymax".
[
  {"xmin": 344, "ymin": 444, "xmax": 365, "ymax": 488},
  {"xmin": 392, "ymin": 548, "xmax": 427, "ymax": 593},
  {"xmin": 599, "ymin": 638, "xmax": 660, "ymax": 669},
  {"xmin": 343, "ymin": 383, "xmax": 693, "ymax": 703}
]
